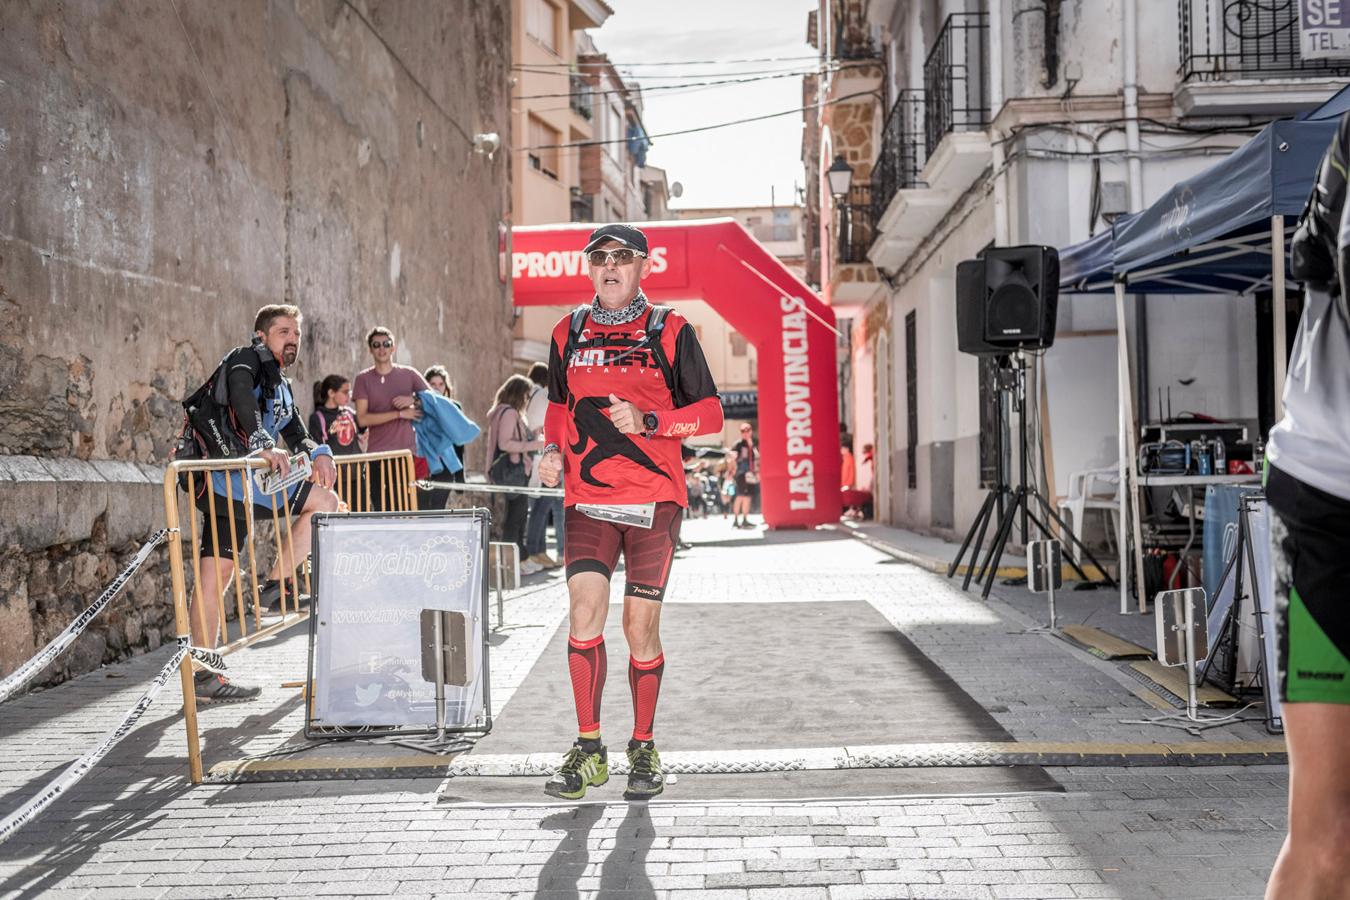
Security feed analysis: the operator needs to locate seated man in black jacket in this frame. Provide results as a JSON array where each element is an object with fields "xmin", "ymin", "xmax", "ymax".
[{"xmin": 190, "ymin": 304, "xmax": 338, "ymax": 703}]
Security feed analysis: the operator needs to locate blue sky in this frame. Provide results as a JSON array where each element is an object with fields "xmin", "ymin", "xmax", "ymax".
[{"xmin": 591, "ymin": 0, "xmax": 819, "ymax": 210}]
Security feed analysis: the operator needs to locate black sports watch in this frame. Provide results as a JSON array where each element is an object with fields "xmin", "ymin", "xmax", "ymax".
[{"xmin": 642, "ymin": 412, "xmax": 659, "ymax": 435}]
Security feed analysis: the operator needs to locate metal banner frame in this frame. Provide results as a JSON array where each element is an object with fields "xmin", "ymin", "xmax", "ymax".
[
  {"xmin": 303, "ymin": 508, "xmax": 494, "ymax": 742},
  {"xmin": 1199, "ymin": 494, "xmax": 1283, "ymax": 734}
]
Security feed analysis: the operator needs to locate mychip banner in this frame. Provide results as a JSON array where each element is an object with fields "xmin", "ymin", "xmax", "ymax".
[{"xmin": 309, "ymin": 511, "xmax": 490, "ymax": 732}]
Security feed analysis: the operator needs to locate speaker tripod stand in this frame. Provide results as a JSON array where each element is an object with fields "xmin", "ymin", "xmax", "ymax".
[{"xmin": 946, "ymin": 353, "xmax": 1117, "ymax": 601}]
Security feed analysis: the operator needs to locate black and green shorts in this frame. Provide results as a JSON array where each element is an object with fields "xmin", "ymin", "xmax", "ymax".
[{"xmin": 1266, "ymin": 464, "xmax": 1350, "ymax": 704}]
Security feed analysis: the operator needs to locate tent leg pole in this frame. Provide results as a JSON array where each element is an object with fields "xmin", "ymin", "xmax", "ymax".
[
  {"xmin": 1271, "ymin": 215, "xmax": 1287, "ymax": 424},
  {"xmin": 1118, "ymin": 327, "xmax": 1129, "ymax": 616},
  {"xmin": 1115, "ymin": 281, "xmax": 1147, "ymax": 614}
]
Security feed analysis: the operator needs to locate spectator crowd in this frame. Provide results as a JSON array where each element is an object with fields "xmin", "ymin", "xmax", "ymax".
[{"xmin": 298, "ymin": 325, "xmax": 874, "ymax": 578}]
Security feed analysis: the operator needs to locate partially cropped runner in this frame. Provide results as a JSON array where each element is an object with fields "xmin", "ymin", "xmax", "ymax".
[
  {"xmin": 537, "ymin": 224, "xmax": 723, "ymax": 800},
  {"xmin": 1264, "ymin": 110, "xmax": 1350, "ymax": 896}
]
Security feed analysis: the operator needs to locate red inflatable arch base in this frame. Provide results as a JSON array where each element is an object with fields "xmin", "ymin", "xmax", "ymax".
[{"xmin": 512, "ymin": 219, "xmax": 841, "ymax": 529}]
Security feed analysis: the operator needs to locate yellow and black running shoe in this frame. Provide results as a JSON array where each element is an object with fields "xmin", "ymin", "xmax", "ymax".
[
  {"xmin": 624, "ymin": 739, "xmax": 664, "ymax": 800},
  {"xmin": 544, "ymin": 741, "xmax": 609, "ymax": 800}
]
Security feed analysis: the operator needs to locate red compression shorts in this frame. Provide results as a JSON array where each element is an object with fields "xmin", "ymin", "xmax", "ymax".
[{"xmin": 563, "ymin": 501, "xmax": 683, "ymax": 601}]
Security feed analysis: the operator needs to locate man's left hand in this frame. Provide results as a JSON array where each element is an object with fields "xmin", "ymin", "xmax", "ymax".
[
  {"xmin": 607, "ymin": 393, "xmax": 645, "ymax": 435},
  {"xmin": 313, "ymin": 454, "xmax": 337, "ymax": 489}
]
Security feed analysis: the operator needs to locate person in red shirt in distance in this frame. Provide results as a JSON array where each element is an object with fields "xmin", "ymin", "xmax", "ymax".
[{"xmin": 537, "ymin": 224, "xmax": 723, "ymax": 800}]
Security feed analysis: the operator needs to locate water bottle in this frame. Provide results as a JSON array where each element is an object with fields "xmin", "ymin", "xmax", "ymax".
[
  {"xmin": 1196, "ymin": 440, "xmax": 1212, "ymax": 476},
  {"xmin": 1212, "ymin": 437, "xmax": 1226, "ymax": 476}
]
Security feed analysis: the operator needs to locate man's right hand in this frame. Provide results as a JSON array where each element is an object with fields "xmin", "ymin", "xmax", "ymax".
[
  {"xmin": 258, "ymin": 447, "xmax": 290, "ymax": 476},
  {"xmin": 538, "ymin": 450, "xmax": 563, "ymax": 487}
]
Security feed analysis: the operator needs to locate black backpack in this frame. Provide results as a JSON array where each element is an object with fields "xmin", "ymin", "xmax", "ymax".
[
  {"xmin": 563, "ymin": 304, "xmax": 675, "ymax": 391},
  {"xmin": 172, "ymin": 342, "xmax": 278, "ymax": 464}
]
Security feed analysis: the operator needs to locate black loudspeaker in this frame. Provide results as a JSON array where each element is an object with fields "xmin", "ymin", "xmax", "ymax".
[
  {"xmin": 956, "ymin": 259, "xmax": 1002, "ymax": 355},
  {"xmin": 956, "ymin": 246, "xmax": 1059, "ymax": 356}
]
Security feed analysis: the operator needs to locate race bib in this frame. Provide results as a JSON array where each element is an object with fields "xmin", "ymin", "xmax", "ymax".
[{"xmin": 576, "ymin": 502, "xmax": 656, "ymax": 529}]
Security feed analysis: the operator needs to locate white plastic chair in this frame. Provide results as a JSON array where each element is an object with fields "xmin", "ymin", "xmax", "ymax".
[{"xmin": 1058, "ymin": 467, "xmax": 1121, "ymax": 559}]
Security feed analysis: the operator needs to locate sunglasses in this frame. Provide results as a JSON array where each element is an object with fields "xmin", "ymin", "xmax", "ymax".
[
  {"xmin": 588, "ymin": 248, "xmax": 646, "ymax": 267},
  {"xmin": 369, "ymin": 340, "xmax": 393, "ymax": 349}
]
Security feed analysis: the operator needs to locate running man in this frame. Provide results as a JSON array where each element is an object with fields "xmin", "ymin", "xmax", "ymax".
[
  {"xmin": 537, "ymin": 224, "xmax": 723, "ymax": 800},
  {"xmin": 1264, "ymin": 110, "xmax": 1350, "ymax": 895}
]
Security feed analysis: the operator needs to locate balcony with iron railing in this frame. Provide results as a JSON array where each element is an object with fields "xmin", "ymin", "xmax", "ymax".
[
  {"xmin": 1177, "ymin": 0, "xmax": 1350, "ymax": 114},
  {"xmin": 836, "ymin": 182, "xmax": 875, "ymax": 265},
  {"xmin": 1180, "ymin": 0, "xmax": 1350, "ymax": 81},
  {"xmin": 869, "ymin": 14, "xmax": 991, "ymax": 272},
  {"xmin": 922, "ymin": 12, "xmax": 989, "ymax": 156},
  {"xmin": 569, "ymin": 73, "xmax": 593, "ymax": 120},
  {"xmin": 871, "ymin": 89, "xmax": 926, "ymax": 229}
]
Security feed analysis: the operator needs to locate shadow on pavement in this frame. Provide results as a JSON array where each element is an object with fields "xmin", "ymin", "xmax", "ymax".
[
  {"xmin": 600, "ymin": 804, "xmax": 657, "ymax": 899},
  {"xmin": 0, "ymin": 691, "xmax": 305, "ymax": 896},
  {"xmin": 0, "ymin": 711, "xmax": 188, "ymax": 899},
  {"xmin": 532, "ymin": 804, "xmax": 656, "ymax": 899},
  {"xmin": 534, "ymin": 804, "xmax": 604, "ymax": 898}
]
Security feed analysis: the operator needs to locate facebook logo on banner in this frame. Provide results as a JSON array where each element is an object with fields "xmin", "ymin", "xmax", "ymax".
[{"xmin": 1301, "ymin": 0, "xmax": 1350, "ymax": 58}]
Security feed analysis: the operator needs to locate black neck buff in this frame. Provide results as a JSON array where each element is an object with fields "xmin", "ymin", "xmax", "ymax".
[{"xmin": 591, "ymin": 290, "xmax": 649, "ymax": 326}]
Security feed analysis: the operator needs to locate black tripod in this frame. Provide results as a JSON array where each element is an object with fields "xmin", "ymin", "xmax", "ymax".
[{"xmin": 947, "ymin": 353, "xmax": 1117, "ymax": 600}]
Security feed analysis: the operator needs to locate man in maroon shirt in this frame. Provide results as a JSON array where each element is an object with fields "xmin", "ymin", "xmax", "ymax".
[
  {"xmin": 353, "ymin": 326, "xmax": 428, "ymax": 510},
  {"xmin": 537, "ymin": 224, "xmax": 723, "ymax": 800}
]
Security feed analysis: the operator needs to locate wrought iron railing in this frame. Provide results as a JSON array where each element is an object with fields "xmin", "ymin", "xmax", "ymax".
[
  {"xmin": 871, "ymin": 89, "xmax": 926, "ymax": 224},
  {"xmin": 836, "ymin": 182, "xmax": 875, "ymax": 265},
  {"xmin": 923, "ymin": 12, "xmax": 989, "ymax": 156},
  {"xmin": 1179, "ymin": 0, "xmax": 1350, "ymax": 81},
  {"xmin": 570, "ymin": 73, "xmax": 593, "ymax": 119}
]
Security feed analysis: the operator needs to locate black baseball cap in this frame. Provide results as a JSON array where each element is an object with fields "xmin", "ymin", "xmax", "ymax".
[{"xmin": 583, "ymin": 223, "xmax": 649, "ymax": 255}]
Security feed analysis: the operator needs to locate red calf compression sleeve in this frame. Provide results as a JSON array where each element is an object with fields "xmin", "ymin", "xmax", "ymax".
[
  {"xmin": 628, "ymin": 653, "xmax": 665, "ymax": 742},
  {"xmin": 567, "ymin": 634, "xmax": 606, "ymax": 735}
]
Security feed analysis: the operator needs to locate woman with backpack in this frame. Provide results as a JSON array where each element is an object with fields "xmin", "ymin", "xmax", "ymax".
[{"xmin": 486, "ymin": 374, "xmax": 544, "ymax": 571}]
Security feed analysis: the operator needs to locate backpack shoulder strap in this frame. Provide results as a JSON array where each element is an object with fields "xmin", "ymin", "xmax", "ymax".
[
  {"xmin": 645, "ymin": 305, "xmax": 676, "ymax": 391},
  {"xmin": 647, "ymin": 304, "xmax": 673, "ymax": 334},
  {"xmin": 563, "ymin": 305, "xmax": 591, "ymax": 363}
]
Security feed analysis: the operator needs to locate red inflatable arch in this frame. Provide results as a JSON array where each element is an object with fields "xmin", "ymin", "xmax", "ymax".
[{"xmin": 512, "ymin": 219, "xmax": 841, "ymax": 529}]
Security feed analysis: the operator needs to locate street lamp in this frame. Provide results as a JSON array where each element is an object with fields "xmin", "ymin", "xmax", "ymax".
[{"xmin": 827, "ymin": 154, "xmax": 854, "ymax": 199}]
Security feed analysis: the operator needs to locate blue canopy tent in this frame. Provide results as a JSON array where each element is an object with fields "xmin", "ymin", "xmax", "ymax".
[
  {"xmin": 1057, "ymin": 221, "xmax": 1121, "ymax": 293},
  {"xmin": 1055, "ymin": 85, "xmax": 1348, "ymax": 613}
]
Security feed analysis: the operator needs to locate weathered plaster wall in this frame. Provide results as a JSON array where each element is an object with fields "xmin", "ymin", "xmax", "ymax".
[{"xmin": 0, "ymin": 0, "xmax": 512, "ymax": 685}]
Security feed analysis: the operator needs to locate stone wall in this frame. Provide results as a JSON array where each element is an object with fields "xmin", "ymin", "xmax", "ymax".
[{"xmin": 0, "ymin": 0, "xmax": 513, "ymax": 686}]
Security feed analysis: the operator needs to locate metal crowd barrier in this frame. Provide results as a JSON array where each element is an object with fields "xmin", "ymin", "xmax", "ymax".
[
  {"xmin": 419, "ymin": 479, "xmax": 563, "ymax": 499},
  {"xmin": 0, "ymin": 449, "xmax": 425, "ymax": 814},
  {"xmin": 333, "ymin": 449, "xmax": 420, "ymax": 513},
  {"xmin": 164, "ymin": 450, "xmax": 416, "ymax": 782}
]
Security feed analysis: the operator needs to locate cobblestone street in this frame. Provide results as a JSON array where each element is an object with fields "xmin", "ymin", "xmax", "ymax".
[{"xmin": 0, "ymin": 519, "xmax": 1287, "ymax": 899}]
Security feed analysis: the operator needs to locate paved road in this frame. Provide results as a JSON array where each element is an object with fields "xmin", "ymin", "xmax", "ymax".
[{"xmin": 0, "ymin": 518, "xmax": 1286, "ymax": 898}]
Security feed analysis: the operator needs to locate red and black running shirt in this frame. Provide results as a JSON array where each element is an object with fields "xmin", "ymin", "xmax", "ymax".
[{"xmin": 544, "ymin": 305, "xmax": 724, "ymax": 508}]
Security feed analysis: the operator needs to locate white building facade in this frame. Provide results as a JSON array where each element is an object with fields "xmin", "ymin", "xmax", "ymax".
[{"xmin": 830, "ymin": 0, "xmax": 1347, "ymax": 541}]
